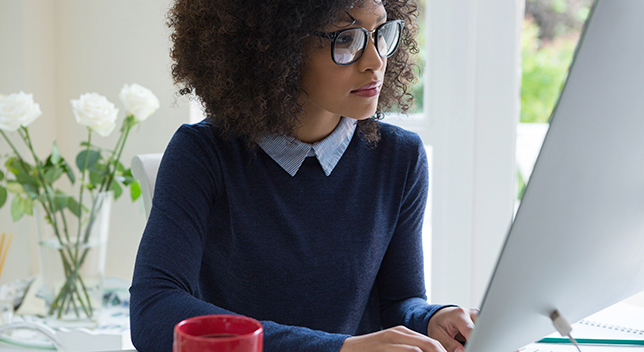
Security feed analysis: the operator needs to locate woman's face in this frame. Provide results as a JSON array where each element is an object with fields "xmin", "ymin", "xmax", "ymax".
[{"xmin": 300, "ymin": 1, "xmax": 388, "ymax": 123}]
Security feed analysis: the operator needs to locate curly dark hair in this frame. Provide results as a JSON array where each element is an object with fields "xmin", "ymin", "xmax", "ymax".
[{"xmin": 167, "ymin": 0, "xmax": 419, "ymax": 145}]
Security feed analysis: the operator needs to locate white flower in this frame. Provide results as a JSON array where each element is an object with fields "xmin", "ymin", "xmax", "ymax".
[
  {"xmin": 118, "ymin": 83, "xmax": 159, "ymax": 122},
  {"xmin": 71, "ymin": 93, "xmax": 118, "ymax": 137},
  {"xmin": 0, "ymin": 91, "xmax": 42, "ymax": 132}
]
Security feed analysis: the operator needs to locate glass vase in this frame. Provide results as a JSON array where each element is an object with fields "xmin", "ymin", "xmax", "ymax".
[{"xmin": 34, "ymin": 191, "xmax": 111, "ymax": 328}]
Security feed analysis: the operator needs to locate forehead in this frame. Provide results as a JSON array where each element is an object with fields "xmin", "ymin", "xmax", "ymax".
[{"xmin": 332, "ymin": 0, "xmax": 386, "ymax": 27}]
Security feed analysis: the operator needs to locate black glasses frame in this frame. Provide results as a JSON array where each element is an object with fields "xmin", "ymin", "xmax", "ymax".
[{"xmin": 314, "ymin": 20, "xmax": 405, "ymax": 66}]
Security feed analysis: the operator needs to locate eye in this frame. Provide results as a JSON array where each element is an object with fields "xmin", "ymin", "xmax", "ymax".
[{"xmin": 336, "ymin": 31, "xmax": 355, "ymax": 47}]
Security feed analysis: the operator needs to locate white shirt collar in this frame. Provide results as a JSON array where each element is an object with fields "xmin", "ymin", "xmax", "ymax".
[{"xmin": 257, "ymin": 117, "xmax": 357, "ymax": 177}]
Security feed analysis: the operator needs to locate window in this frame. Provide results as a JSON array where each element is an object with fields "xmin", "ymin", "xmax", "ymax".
[{"xmin": 517, "ymin": 0, "xmax": 593, "ymax": 206}]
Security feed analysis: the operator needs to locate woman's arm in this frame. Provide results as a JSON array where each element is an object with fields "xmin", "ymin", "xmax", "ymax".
[
  {"xmin": 374, "ymin": 134, "xmax": 446, "ymax": 332},
  {"xmin": 372, "ymin": 132, "xmax": 477, "ymax": 352}
]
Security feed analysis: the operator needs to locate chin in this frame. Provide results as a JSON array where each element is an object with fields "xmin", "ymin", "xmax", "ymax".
[{"xmin": 346, "ymin": 109, "xmax": 379, "ymax": 121}]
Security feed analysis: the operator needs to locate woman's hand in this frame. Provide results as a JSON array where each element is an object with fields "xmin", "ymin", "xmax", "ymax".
[
  {"xmin": 427, "ymin": 307, "xmax": 479, "ymax": 352},
  {"xmin": 340, "ymin": 326, "xmax": 447, "ymax": 352}
]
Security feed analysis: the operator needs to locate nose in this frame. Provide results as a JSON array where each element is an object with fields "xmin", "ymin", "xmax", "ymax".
[{"xmin": 357, "ymin": 32, "xmax": 385, "ymax": 71}]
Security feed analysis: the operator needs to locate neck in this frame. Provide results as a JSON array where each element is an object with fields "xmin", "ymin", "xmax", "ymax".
[{"xmin": 296, "ymin": 111, "xmax": 342, "ymax": 144}]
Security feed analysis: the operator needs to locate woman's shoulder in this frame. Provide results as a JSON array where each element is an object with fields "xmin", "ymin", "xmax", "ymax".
[
  {"xmin": 175, "ymin": 118, "xmax": 221, "ymax": 139},
  {"xmin": 375, "ymin": 120, "xmax": 424, "ymax": 150},
  {"xmin": 162, "ymin": 119, "xmax": 231, "ymax": 161},
  {"xmin": 171, "ymin": 118, "xmax": 244, "ymax": 150}
]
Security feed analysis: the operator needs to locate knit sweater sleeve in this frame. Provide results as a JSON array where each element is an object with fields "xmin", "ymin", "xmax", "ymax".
[
  {"xmin": 129, "ymin": 124, "xmax": 349, "ymax": 352},
  {"xmin": 376, "ymin": 132, "xmax": 447, "ymax": 335}
]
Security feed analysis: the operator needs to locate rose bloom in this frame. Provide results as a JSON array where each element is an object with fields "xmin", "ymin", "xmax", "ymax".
[
  {"xmin": 0, "ymin": 91, "xmax": 42, "ymax": 132},
  {"xmin": 119, "ymin": 83, "xmax": 160, "ymax": 122},
  {"xmin": 71, "ymin": 93, "xmax": 119, "ymax": 137}
]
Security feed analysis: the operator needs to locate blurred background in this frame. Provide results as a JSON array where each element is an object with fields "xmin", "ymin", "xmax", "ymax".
[{"xmin": 0, "ymin": 0, "xmax": 184, "ymax": 285}]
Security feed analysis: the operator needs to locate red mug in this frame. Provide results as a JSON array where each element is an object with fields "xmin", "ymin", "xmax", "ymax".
[{"xmin": 173, "ymin": 314, "xmax": 263, "ymax": 352}]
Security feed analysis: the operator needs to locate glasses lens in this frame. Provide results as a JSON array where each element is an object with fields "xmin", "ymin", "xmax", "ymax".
[
  {"xmin": 334, "ymin": 29, "xmax": 366, "ymax": 64},
  {"xmin": 377, "ymin": 21, "xmax": 402, "ymax": 58}
]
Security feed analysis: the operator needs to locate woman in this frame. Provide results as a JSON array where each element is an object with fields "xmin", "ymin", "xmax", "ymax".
[{"xmin": 129, "ymin": 0, "xmax": 477, "ymax": 351}]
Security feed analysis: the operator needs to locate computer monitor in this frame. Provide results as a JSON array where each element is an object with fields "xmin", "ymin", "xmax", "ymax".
[{"xmin": 465, "ymin": 1, "xmax": 644, "ymax": 351}]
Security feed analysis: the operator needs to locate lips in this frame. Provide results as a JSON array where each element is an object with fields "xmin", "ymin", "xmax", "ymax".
[{"xmin": 351, "ymin": 81, "xmax": 382, "ymax": 97}]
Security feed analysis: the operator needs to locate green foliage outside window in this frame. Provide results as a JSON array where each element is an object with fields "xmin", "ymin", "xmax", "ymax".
[
  {"xmin": 517, "ymin": 0, "xmax": 592, "ymax": 199},
  {"xmin": 520, "ymin": 17, "xmax": 579, "ymax": 123}
]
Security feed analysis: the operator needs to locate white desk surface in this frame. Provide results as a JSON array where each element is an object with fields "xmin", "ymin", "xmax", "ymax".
[{"xmin": 1, "ymin": 291, "xmax": 644, "ymax": 352}]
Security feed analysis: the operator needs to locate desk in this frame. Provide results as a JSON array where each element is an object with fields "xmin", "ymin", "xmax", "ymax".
[
  {"xmin": 0, "ymin": 346, "xmax": 136, "ymax": 352},
  {"xmin": 0, "ymin": 277, "xmax": 132, "ymax": 352},
  {"xmin": 2, "ymin": 285, "xmax": 644, "ymax": 352}
]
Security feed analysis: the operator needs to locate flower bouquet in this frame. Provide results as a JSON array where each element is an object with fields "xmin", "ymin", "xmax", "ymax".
[{"xmin": 0, "ymin": 84, "xmax": 159, "ymax": 326}]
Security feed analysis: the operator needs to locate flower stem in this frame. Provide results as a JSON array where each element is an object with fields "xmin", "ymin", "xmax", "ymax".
[
  {"xmin": 19, "ymin": 127, "xmax": 94, "ymax": 320},
  {"xmin": 0, "ymin": 130, "xmax": 25, "ymax": 161},
  {"xmin": 51, "ymin": 119, "xmax": 134, "ymax": 320},
  {"xmin": 100, "ymin": 116, "xmax": 133, "ymax": 193},
  {"xmin": 75, "ymin": 130, "xmax": 92, "ymax": 257}
]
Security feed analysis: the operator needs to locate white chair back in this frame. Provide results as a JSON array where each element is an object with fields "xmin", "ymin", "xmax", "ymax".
[{"xmin": 131, "ymin": 153, "xmax": 163, "ymax": 219}]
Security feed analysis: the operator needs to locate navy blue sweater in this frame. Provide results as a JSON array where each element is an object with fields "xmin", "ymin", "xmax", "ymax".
[{"xmin": 129, "ymin": 120, "xmax": 446, "ymax": 351}]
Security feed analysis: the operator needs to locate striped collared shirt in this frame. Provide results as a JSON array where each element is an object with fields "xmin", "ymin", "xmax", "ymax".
[{"xmin": 257, "ymin": 116, "xmax": 357, "ymax": 177}]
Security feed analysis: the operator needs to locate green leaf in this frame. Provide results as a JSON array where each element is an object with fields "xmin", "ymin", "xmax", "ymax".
[
  {"xmin": 62, "ymin": 161, "xmax": 76, "ymax": 184},
  {"xmin": 10, "ymin": 195, "xmax": 31, "ymax": 221},
  {"xmin": 44, "ymin": 167, "xmax": 65, "ymax": 184},
  {"xmin": 9, "ymin": 159, "xmax": 32, "ymax": 173},
  {"xmin": 0, "ymin": 186, "xmax": 7, "ymax": 208},
  {"xmin": 15, "ymin": 173, "xmax": 39, "ymax": 189},
  {"xmin": 120, "ymin": 175, "xmax": 137, "ymax": 186},
  {"xmin": 89, "ymin": 170, "xmax": 103, "ymax": 186},
  {"xmin": 14, "ymin": 164, "xmax": 39, "ymax": 189},
  {"xmin": 6, "ymin": 181, "xmax": 24, "ymax": 194},
  {"xmin": 51, "ymin": 142, "xmax": 62, "ymax": 164},
  {"xmin": 0, "ymin": 170, "xmax": 4, "ymax": 181},
  {"xmin": 130, "ymin": 180, "xmax": 141, "ymax": 201},
  {"xmin": 11, "ymin": 196, "xmax": 24, "ymax": 221},
  {"xmin": 75, "ymin": 149, "xmax": 101, "ymax": 171},
  {"xmin": 22, "ymin": 183, "xmax": 39, "ymax": 199},
  {"xmin": 67, "ymin": 197, "xmax": 81, "ymax": 217},
  {"xmin": 53, "ymin": 194, "xmax": 68, "ymax": 212},
  {"xmin": 44, "ymin": 184, "xmax": 55, "ymax": 199},
  {"xmin": 111, "ymin": 179, "xmax": 123, "ymax": 200},
  {"xmin": 90, "ymin": 162, "xmax": 108, "ymax": 179},
  {"xmin": 23, "ymin": 196, "xmax": 33, "ymax": 216}
]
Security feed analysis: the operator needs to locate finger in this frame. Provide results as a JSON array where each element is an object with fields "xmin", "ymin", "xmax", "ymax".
[
  {"xmin": 451, "ymin": 309, "xmax": 476, "ymax": 341},
  {"xmin": 384, "ymin": 327, "xmax": 448, "ymax": 352},
  {"xmin": 469, "ymin": 308, "xmax": 480, "ymax": 323},
  {"xmin": 430, "ymin": 322, "xmax": 467, "ymax": 352},
  {"xmin": 392, "ymin": 344, "xmax": 445, "ymax": 352},
  {"xmin": 434, "ymin": 334, "xmax": 465, "ymax": 352}
]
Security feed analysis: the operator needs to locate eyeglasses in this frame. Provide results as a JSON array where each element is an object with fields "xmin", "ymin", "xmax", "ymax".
[{"xmin": 314, "ymin": 20, "xmax": 405, "ymax": 66}]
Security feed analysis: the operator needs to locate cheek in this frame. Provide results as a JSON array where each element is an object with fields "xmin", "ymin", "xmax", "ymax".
[{"xmin": 302, "ymin": 53, "xmax": 351, "ymax": 100}]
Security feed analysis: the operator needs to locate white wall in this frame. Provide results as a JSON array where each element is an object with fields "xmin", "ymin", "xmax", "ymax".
[
  {"xmin": 0, "ymin": 0, "xmax": 188, "ymax": 285},
  {"xmin": 426, "ymin": 0, "xmax": 523, "ymax": 308}
]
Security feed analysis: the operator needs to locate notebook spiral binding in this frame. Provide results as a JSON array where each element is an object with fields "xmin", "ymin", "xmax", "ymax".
[{"xmin": 578, "ymin": 319, "xmax": 644, "ymax": 336}]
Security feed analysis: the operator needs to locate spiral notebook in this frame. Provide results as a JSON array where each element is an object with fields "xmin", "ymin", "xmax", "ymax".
[
  {"xmin": 519, "ymin": 302, "xmax": 644, "ymax": 351},
  {"xmin": 547, "ymin": 302, "xmax": 644, "ymax": 339},
  {"xmin": 572, "ymin": 304, "xmax": 644, "ymax": 340}
]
